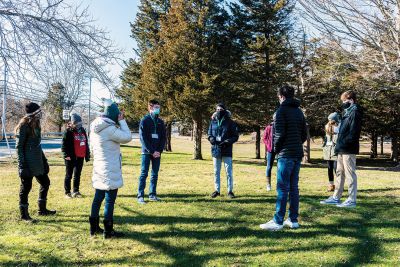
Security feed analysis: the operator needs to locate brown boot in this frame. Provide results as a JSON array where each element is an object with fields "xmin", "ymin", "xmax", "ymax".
[{"xmin": 327, "ymin": 184, "xmax": 335, "ymax": 192}]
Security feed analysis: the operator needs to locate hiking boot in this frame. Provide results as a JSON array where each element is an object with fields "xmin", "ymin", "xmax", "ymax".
[
  {"xmin": 260, "ymin": 220, "xmax": 283, "ymax": 231},
  {"xmin": 320, "ymin": 196, "xmax": 340, "ymax": 205},
  {"xmin": 19, "ymin": 204, "xmax": 33, "ymax": 221},
  {"xmin": 210, "ymin": 191, "xmax": 220, "ymax": 198},
  {"xmin": 37, "ymin": 200, "xmax": 56, "ymax": 216},
  {"xmin": 89, "ymin": 216, "xmax": 104, "ymax": 236},
  {"xmin": 227, "ymin": 191, "xmax": 235, "ymax": 199},
  {"xmin": 103, "ymin": 219, "xmax": 124, "ymax": 239}
]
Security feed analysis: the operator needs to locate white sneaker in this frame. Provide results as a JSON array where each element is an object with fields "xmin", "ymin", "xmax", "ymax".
[
  {"xmin": 149, "ymin": 195, "xmax": 161, "ymax": 202},
  {"xmin": 283, "ymin": 218, "xmax": 300, "ymax": 229},
  {"xmin": 137, "ymin": 197, "xmax": 146, "ymax": 205},
  {"xmin": 337, "ymin": 199, "xmax": 356, "ymax": 208},
  {"xmin": 266, "ymin": 184, "xmax": 272, "ymax": 191},
  {"xmin": 260, "ymin": 220, "xmax": 283, "ymax": 231},
  {"xmin": 320, "ymin": 196, "xmax": 340, "ymax": 205}
]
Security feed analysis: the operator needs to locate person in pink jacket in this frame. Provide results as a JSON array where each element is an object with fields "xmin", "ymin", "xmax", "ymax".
[{"xmin": 262, "ymin": 112, "xmax": 276, "ymax": 191}]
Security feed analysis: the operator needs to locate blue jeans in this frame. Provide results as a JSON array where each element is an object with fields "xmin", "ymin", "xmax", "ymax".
[
  {"xmin": 138, "ymin": 154, "xmax": 161, "ymax": 198},
  {"xmin": 213, "ymin": 156, "xmax": 233, "ymax": 193},
  {"xmin": 266, "ymin": 151, "xmax": 276, "ymax": 177},
  {"xmin": 273, "ymin": 158, "xmax": 301, "ymax": 225},
  {"xmin": 90, "ymin": 189, "xmax": 118, "ymax": 221}
]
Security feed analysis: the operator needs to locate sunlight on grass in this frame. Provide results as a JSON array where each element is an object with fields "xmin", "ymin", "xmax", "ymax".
[{"xmin": 0, "ymin": 136, "xmax": 399, "ymax": 266}]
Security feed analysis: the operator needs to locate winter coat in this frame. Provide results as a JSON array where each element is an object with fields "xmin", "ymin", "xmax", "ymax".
[
  {"xmin": 274, "ymin": 98, "xmax": 307, "ymax": 159},
  {"xmin": 262, "ymin": 123, "xmax": 275, "ymax": 153},
  {"xmin": 323, "ymin": 133, "xmax": 338, "ymax": 161},
  {"xmin": 90, "ymin": 117, "xmax": 132, "ymax": 190},
  {"xmin": 15, "ymin": 124, "xmax": 48, "ymax": 177},
  {"xmin": 139, "ymin": 114, "xmax": 166, "ymax": 154},
  {"xmin": 335, "ymin": 104, "xmax": 363, "ymax": 155},
  {"xmin": 61, "ymin": 127, "xmax": 90, "ymax": 161},
  {"xmin": 207, "ymin": 112, "xmax": 239, "ymax": 158}
]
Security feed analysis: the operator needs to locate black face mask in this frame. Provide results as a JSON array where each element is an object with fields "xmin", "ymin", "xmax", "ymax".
[
  {"xmin": 341, "ymin": 102, "xmax": 351, "ymax": 110},
  {"xmin": 216, "ymin": 110, "xmax": 226, "ymax": 120}
]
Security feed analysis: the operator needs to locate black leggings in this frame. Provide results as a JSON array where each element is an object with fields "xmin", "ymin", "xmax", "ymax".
[
  {"xmin": 327, "ymin": 160, "xmax": 337, "ymax": 182},
  {"xmin": 19, "ymin": 174, "xmax": 50, "ymax": 205}
]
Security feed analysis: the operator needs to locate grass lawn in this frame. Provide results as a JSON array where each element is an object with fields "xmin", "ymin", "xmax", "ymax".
[{"xmin": 0, "ymin": 136, "xmax": 399, "ymax": 266}]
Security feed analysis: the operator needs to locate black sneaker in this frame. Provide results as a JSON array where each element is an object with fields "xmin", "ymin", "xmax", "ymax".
[
  {"xmin": 228, "ymin": 192, "xmax": 235, "ymax": 198},
  {"xmin": 211, "ymin": 191, "xmax": 220, "ymax": 198}
]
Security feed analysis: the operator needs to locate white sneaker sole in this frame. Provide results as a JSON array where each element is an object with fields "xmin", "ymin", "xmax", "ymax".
[{"xmin": 259, "ymin": 225, "xmax": 283, "ymax": 231}]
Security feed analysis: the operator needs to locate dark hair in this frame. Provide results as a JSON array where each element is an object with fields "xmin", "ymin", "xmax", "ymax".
[
  {"xmin": 340, "ymin": 90, "xmax": 357, "ymax": 102},
  {"xmin": 148, "ymin": 99, "xmax": 160, "ymax": 106},
  {"xmin": 278, "ymin": 85, "xmax": 295, "ymax": 98}
]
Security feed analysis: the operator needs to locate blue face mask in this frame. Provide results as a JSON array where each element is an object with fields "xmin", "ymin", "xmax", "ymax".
[{"xmin": 152, "ymin": 108, "xmax": 160, "ymax": 115}]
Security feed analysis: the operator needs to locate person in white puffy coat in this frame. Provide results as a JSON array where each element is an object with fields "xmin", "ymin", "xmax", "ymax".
[{"xmin": 89, "ymin": 99, "xmax": 131, "ymax": 239}]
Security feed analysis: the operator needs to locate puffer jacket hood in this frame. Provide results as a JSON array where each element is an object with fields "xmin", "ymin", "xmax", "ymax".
[
  {"xmin": 211, "ymin": 110, "xmax": 232, "ymax": 120},
  {"xmin": 92, "ymin": 116, "xmax": 116, "ymax": 134}
]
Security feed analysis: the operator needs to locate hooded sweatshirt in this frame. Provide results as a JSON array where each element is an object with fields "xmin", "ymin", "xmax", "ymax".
[{"xmin": 90, "ymin": 117, "xmax": 132, "ymax": 190}]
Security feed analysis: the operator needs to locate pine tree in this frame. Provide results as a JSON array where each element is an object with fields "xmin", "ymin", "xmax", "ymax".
[{"xmin": 230, "ymin": 0, "xmax": 295, "ymax": 158}]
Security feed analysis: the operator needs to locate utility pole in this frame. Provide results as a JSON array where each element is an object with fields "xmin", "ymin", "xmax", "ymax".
[
  {"xmin": 87, "ymin": 75, "xmax": 92, "ymax": 133},
  {"xmin": 1, "ymin": 63, "xmax": 7, "ymax": 141}
]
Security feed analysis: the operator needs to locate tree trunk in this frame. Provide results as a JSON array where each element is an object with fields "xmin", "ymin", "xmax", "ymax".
[
  {"xmin": 192, "ymin": 117, "xmax": 203, "ymax": 160},
  {"xmin": 302, "ymin": 123, "xmax": 311, "ymax": 163},
  {"xmin": 391, "ymin": 133, "xmax": 399, "ymax": 162},
  {"xmin": 380, "ymin": 135, "xmax": 384, "ymax": 155},
  {"xmin": 370, "ymin": 131, "xmax": 377, "ymax": 159},
  {"xmin": 165, "ymin": 122, "xmax": 172, "ymax": 152},
  {"xmin": 255, "ymin": 126, "xmax": 261, "ymax": 159}
]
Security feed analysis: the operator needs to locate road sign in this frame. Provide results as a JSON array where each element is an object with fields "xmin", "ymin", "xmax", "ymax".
[{"xmin": 63, "ymin": 110, "xmax": 70, "ymax": 120}]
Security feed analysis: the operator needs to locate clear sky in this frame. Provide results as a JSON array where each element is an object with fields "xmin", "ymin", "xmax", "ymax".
[{"xmin": 71, "ymin": 0, "xmax": 140, "ymax": 102}]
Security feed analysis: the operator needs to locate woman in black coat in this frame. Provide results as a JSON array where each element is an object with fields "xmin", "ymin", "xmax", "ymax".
[{"xmin": 15, "ymin": 102, "xmax": 56, "ymax": 221}]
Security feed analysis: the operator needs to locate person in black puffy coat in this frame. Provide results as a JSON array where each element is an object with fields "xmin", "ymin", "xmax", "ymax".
[
  {"xmin": 207, "ymin": 103, "xmax": 239, "ymax": 199},
  {"xmin": 260, "ymin": 85, "xmax": 307, "ymax": 231}
]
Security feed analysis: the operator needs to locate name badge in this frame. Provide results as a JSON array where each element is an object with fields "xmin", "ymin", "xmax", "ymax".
[
  {"xmin": 80, "ymin": 141, "xmax": 85, "ymax": 146},
  {"xmin": 152, "ymin": 134, "xmax": 159, "ymax": 139},
  {"xmin": 216, "ymin": 136, "xmax": 222, "ymax": 142}
]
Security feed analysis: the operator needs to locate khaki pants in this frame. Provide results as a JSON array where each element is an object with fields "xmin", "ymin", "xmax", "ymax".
[{"xmin": 333, "ymin": 154, "xmax": 357, "ymax": 202}]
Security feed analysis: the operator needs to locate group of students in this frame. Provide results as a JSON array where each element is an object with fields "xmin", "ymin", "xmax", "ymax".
[{"xmin": 14, "ymin": 85, "xmax": 363, "ymax": 236}]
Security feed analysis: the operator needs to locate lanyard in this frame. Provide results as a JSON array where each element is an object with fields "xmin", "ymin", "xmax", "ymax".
[
  {"xmin": 217, "ymin": 117, "xmax": 225, "ymax": 128},
  {"xmin": 150, "ymin": 114, "xmax": 158, "ymax": 134}
]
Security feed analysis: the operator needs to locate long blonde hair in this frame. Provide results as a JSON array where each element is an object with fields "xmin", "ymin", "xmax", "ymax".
[
  {"xmin": 325, "ymin": 120, "xmax": 337, "ymax": 135},
  {"xmin": 15, "ymin": 116, "xmax": 41, "ymax": 136}
]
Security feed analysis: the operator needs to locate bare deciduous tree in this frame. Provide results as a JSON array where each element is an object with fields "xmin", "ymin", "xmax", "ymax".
[{"xmin": 0, "ymin": 0, "xmax": 121, "ymax": 96}]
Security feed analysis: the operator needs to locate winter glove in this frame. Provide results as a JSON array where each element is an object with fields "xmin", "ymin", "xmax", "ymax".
[
  {"xmin": 209, "ymin": 136, "xmax": 216, "ymax": 145},
  {"xmin": 218, "ymin": 140, "xmax": 229, "ymax": 148}
]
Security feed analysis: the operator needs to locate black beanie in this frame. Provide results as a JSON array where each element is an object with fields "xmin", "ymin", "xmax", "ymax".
[
  {"xmin": 216, "ymin": 103, "xmax": 226, "ymax": 110},
  {"xmin": 25, "ymin": 102, "xmax": 40, "ymax": 114}
]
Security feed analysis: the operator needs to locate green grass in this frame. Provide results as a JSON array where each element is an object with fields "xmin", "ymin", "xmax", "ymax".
[{"xmin": 0, "ymin": 137, "xmax": 399, "ymax": 266}]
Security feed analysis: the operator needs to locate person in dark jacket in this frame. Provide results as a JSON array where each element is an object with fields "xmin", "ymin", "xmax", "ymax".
[
  {"xmin": 207, "ymin": 103, "xmax": 239, "ymax": 199},
  {"xmin": 62, "ymin": 113, "xmax": 90, "ymax": 198},
  {"xmin": 260, "ymin": 85, "xmax": 307, "ymax": 231},
  {"xmin": 137, "ymin": 99, "xmax": 166, "ymax": 204},
  {"xmin": 15, "ymin": 102, "xmax": 56, "ymax": 221},
  {"xmin": 320, "ymin": 90, "xmax": 363, "ymax": 208}
]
